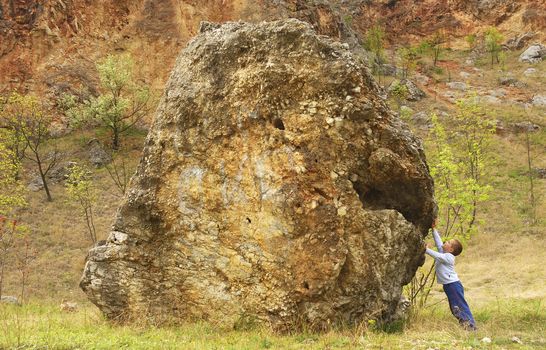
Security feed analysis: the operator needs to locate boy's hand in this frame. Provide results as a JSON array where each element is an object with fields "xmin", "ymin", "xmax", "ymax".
[
  {"xmin": 424, "ymin": 242, "xmax": 431, "ymax": 249},
  {"xmin": 431, "ymin": 218, "xmax": 437, "ymax": 229}
]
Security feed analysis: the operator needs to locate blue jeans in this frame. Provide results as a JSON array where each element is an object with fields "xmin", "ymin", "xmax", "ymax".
[{"xmin": 443, "ymin": 281, "xmax": 476, "ymax": 330}]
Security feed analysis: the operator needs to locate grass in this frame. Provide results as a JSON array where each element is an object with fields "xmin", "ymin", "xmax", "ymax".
[{"xmin": 1, "ymin": 298, "xmax": 545, "ymax": 349}]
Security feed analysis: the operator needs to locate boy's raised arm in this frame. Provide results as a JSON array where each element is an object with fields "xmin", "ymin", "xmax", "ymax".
[{"xmin": 432, "ymin": 229, "xmax": 444, "ymax": 253}]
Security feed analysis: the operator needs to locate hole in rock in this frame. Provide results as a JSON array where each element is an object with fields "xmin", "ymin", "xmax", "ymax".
[
  {"xmin": 246, "ymin": 217, "xmax": 252, "ymax": 224},
  {"xmin": 352, "ymin": 180, "xmax": 419, "ymax": 224},
  {"xmin": 273, "ymin": 118, "xmax": 285, "ymax": 130},
  {"xmin": 303, "ymin": 281, "xmax": 310, "ymax": 289},
  {"xmin": 361, "ymin": 188, "xmax": 385, "ymax": 208}
]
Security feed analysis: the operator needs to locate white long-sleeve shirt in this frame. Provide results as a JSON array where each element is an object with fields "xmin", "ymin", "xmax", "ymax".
[{"xmin": 425, "ymin": 229, "xmax": 459, "ymax": 285}]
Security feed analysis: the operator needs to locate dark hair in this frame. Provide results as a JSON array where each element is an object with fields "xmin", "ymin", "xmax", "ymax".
[{"xmin": 451, "ymin": 239, "xmax": 463, "ymax": 256}]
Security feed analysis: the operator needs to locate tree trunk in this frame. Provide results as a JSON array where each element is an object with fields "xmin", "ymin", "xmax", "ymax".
[
  {"xmin": 38, "ymin": 163, "xmax": 52, "ymax": 202},
  {"xmin": 19, "ymin": 270, "xmax": 26, "ymax": 304},
  {"xmin": 84, "ymin": 207, "xmax": 96, "ymax": 244},
  {"xmin": 113, "ymin": 127, "xmax": 120, "ymax": 150},
  {"xmin": 526, "ymin": 129, "xmax": 536, "ymax": 224}
]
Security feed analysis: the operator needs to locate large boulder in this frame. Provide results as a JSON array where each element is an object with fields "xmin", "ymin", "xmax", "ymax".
[{"xmin": 80, "ymin": 19, "xmax": 435, "ymax": 330}]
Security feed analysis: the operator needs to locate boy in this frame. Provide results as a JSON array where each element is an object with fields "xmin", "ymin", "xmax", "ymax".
[{"xmin": 425, "ymin": 220, "xmax": 476, "ymax": 330}]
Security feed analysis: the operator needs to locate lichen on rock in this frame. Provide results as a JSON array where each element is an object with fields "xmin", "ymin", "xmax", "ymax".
[{"xmin": 80, "ymin": 19, "xmax": 436, "ymax": 330}]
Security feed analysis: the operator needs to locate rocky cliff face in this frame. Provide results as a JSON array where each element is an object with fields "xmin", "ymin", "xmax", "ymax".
[
  {"xmin": 80, "ymin": 19, "xmax": 436, "ymax": 329},
  {"xmin": 2, "ymin": 1, "xmax": 543, "ymax": 103}
]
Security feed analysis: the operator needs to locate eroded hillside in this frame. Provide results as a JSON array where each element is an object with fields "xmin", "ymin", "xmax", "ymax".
[{"xmin": 1, "ymin": 0, "xmax": 544, "ymax": 106}]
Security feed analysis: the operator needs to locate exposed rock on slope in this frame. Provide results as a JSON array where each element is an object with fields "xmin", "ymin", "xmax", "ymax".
[
  {"xmin": 519, "ymin": 43, "xmax": 546, "ymax": 63},
  {"xmin": 80, "ymin": 19, "xmax": 435, "ymax": 329},
  {"xmin": 387, "ymin": 79, "xmax": 426, "ymax": 101},
  {"xmin": 2, "ymin": 1, "xmax": 544, "ymax": 105}
]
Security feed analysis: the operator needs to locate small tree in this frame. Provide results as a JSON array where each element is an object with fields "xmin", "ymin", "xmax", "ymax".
[
  {"xmin": 429, "ymin": 114, "xmax": 480, "ymax": 238},
  {"xmin": 397, "ymin": 46, "xmax": 418, "ymax": 79},
  {"xmin": 427, "ymin": 30, "xmax": 447, "ymax": 66},
  {"xmin": 452, "ymin": 94, "xmax": 495, "ymax": 227},
  {"xmin": 522, "ymin": 107, "xmax": 541, "ymax": 226},
  {"xmin": 66, "ymin": 164, "xmax": 97, "ymax": 244},
  {"xmin": 57, "ymin": 93, "xmax": 89, "ymax": 130},
  {"xmin": 484, "ymin": 27, "xmax": 504, "ymax": 66},
  {"xmin": 1, "ymin": 93, "xmax": 60, "ymax": 202},
  {"xmin": 364, "ymin": 25, "xmax": 386, "ymax": 81},
  {"xmin": 416, "ymin": 40, "xmax": 431, "ymax": 56},
  {"xmin": 0, "ymin": 133, "xmax": 26, "ymax": 213},
  {"xmin": 105, "ymin": 150, "xmax": 132, "ymax": 196},
  {"xmin": 390, "ymin": 81, "xmax": 408, "ymax": 113},
  {"xmin": 406, "ymin": 113, "xmax": 476, "ymax": 307},
  {"xmin": 525, "ymin": 127, "xmax": 536, "ymax": 225},
  {"xmin": 0, "ymin": 138, "xmax": 26, "ymax": 298},
  {"xmin": 0, "ymin": 97, "xmax": 26, "ymax": 171},
  {"xmin": 84, "ymin": 54, "xmax": 152, "ymax": 150},
  {"xmin": 407, "ymin": 104, "xmax": 494, "ymax": 307},
  {"xmin": 498, "ymin": 50, "xmax": 507, "ymax": 71},
  {"xmin": 14, "ymin": 232, "xmax": 36, "ymax": 304},
  {"xmin": 0, "ymin": 218, "xmax": 24, "ymax": 299},
  {"xmin": 464, "ymin": 33, "xmax": 477, "ymax": 52}
]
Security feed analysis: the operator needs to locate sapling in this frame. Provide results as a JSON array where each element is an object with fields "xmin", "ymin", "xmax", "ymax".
[
  {"xmin": 105, "ymin": 149, "xmax": 132, "ymax": 196},
  {"xmin": 484, "ymin": 27, "xmax": 504, "ymax": 66},
  {"xmin": 365, "ymin": 25, "xmax": 386, "ymax": 83},
  {"xmin": 66, "ymin": 164, "xmax": 97, "ymax": 244},
  {"xmin": 428, "ymin": 30, "xmax": 446, "ymax": 66},
  {"xmin": 390, "ymin": 81, "xmax": 409, "ymax": 113},
  {"xmin": 397, "ymin": 46, "xmax": 418, "ymax": 79},
  {"xmin": 14, "ymin": 230, "xmax": 35, "ymax": 304},
  {"xmin": 525, "ymin": 127, "xmax": 536, "ymax": 225},
  {"xmin": 465, "ymin": 33, "xmax": 477, "ymax": 52}
]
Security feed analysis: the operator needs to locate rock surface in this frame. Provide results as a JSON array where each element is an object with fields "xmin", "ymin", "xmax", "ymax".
[
  {"xmin": 27, "ymin": 176, "xmax": 44, "ymax": 192},
  {"xmin": 499, "ymin": 77, "xmax": 525, "ymax": 88},
  {"xmin": 504, "ymin": 32, "xmax": 535, "ymax": 50},
  {"xmin": 387, "ymin": 79, "xmax": 426, "ymax": 102},
  {"xmin": 87, "ymin": 139, "xmax": 112, "ymax": 168},
  {"xmin": 531, "ymin": 95, "xmax": 546, "ymax": 107},
  {"xmin": 510, "ymin": 121, "xmax": 541, "ymax": 133},
  {"xmin": 48, "ymin": 161, "xmax": 77, "ymax": 183},
  {"xmin": 446, "ymin": 81, "xmax": 468, "ymax": 92},
  {"xmin": 519, "ymin": 43, "xmax": 546, "ymax": 63},
  {"xmin": 0, "ymin": 295, "xmax": 20, "ymax": 305},
  {"xmin": 2, "ymin": 0, "xmax": 545, "ymax": 118},
  {"xmin": 410, "ymin": 111, "xmax": 433, "ymax": 130},
  {"xmin": 379, "ymin": 64, "xmax": 400, "ymax": 77},
  {"xmin": 534, "ymin": 168, "xmax": 546, "ymax": 179},
  {"xmin": 80, "ymin": 19, "xmax": 435, "ymax": 330}
]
